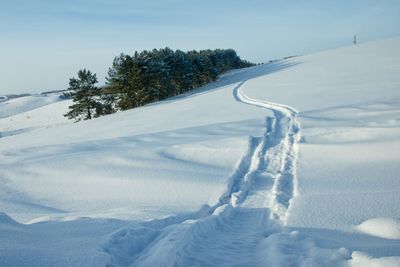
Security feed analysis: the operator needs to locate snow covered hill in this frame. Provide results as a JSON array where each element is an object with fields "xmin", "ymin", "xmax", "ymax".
[
  {"xmin": 0, "ymin": 93, "xmax": 71, "ymax": 138},
  {"xmin": 0, "ymin": 37, "xmax": 399, "ymax": 266}
]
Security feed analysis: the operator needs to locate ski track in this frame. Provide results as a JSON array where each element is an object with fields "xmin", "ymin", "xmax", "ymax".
[{"xmin": 103, "ymin": 81, "xmax": 302, "ymax": 267}]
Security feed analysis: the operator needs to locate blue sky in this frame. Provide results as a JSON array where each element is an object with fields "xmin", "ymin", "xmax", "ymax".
[{"xmin": 1, "ymin": 0, "xmax": 400, "ymax": 94}]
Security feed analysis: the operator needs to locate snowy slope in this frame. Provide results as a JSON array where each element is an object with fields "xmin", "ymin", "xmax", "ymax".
[
  {"xmin": 0, "ymin": 37, "xmax": 400, "ymax": 266},
  {"xmin": 0, "ymin": 93, "xmax": 72, "ymax": 138},
  {"xmin": 241, "ymin": 38, "xmax": 400, "ymax": 232},
  {"xmin": 0, "ymin": 94, "xmax": 64, "ymax": 118}
]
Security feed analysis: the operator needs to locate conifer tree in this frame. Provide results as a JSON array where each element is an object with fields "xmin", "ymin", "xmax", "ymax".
[
  {"xmin": 103, "ymin": 48, "xmax": 254, "ymax": 113},
  {"xmin": 64, "ymin": 69, "xmax": 100, "ymax": 122}
]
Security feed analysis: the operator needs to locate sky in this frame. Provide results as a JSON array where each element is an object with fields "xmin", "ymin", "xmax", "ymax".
[{"xmin": 1, "ymin": 0, "xmax": 400, "ymax": 94}]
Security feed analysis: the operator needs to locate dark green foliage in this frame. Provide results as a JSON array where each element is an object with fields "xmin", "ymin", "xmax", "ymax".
[
  {"xmin": 105, "ymin": 48, "xmax": 254, "ymax": 111},
  {"xmin": 64, "ymin": 69, "xmax": 112, "ymax": 122},
  {"xmin": 65, "ymin": 48, "xmax": 254, "ymax": 121}
]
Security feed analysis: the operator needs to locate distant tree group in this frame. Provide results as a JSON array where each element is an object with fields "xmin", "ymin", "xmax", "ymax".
[{"xmin": 65, "ymin": 48, "xmax": 254, "ymax": 121}]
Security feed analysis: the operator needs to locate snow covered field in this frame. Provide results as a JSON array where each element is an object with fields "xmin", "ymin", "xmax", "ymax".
[
  {"xmin": 0, "ymin": 94, "xmax": 71, "ymax": 138},
  {"xmin": 0, "ymin": 37, "xmax": 399, "ymax": 266}
]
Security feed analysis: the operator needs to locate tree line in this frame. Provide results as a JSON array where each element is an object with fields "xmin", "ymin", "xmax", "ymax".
[{"xmin": 64, "ymin": 47, "xmax": 255, "ymax": 121}]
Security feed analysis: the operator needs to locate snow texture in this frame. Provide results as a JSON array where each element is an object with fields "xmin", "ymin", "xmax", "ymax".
[
  {"xmin": 0, "ymin": 37, "xmax": 400, "ymax": 266},
  {"xmin": 356, "ymin": 218, "xmax": 400, "ymax": 240}
]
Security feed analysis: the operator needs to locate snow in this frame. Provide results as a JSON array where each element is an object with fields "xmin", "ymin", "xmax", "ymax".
[
  {"xmin": 356, "ymin": 218, "xmax": 400, "ymax": 240},
  {"xmin": 0, "ymin": 37, "xmax": 400, "ymax": 266},
  {"xmin": 0, "ymin": 92, "xmax": 72, "ymax": 138},
  {"xmin": 0, "ymin": 93, "xmax": 64, "ymax": 118},
  {"xmin": 349, "ymin": 251, "xmax": 400, "ymax": 267}
]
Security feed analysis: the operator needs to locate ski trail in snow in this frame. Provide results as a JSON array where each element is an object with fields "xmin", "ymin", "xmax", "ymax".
[
  {"xmin": 103, "ymin": 81, "xmax": 302, "ymax": 267},
  {"xmin": 232, "ymin": 80, "xmax": 301, "ymax": 221}
]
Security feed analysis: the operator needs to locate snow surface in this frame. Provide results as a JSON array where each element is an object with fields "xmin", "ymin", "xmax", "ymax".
[
  {"xmin": 0, "ymin": 37, "xmax": 400, "ymax": 266},
  {"xmin": 0, "ymin": 96, "xmax": 71, "ymax": 138},
  {"xmin": 356, "ymin": 218, "xmax": 400, "ymax": 240},
  {"xmin": 349, "ymin": 251, "xmax": 400, "ymax": 267},
  {"xmin": 0, "ymin": 94, "xmax": 64, "ymax": 118}
]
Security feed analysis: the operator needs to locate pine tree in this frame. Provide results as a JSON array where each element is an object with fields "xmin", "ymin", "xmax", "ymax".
[
  {"xmin": 64, "ymin": 69, "xmax": 100, "ymax": 122},
  {"xmin": 103, "ymin": 48, "xmax": 255, "ymax": 115}
]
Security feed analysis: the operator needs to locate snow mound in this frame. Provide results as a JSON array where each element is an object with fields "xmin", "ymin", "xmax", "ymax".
[
  {"xmin": 0, "ymin": 212, "xmax": 20, "ymax": 225},
  {"xmin": 356, "ymin": 218, "xmax": 400, "ymax": 239},
  {"xmin": 103, "ymin": 226, "xmax": 160, "ymax": 266},
  {"xmin": 349, "ymin": 251, "xmax": 400, "ymax": 267}
]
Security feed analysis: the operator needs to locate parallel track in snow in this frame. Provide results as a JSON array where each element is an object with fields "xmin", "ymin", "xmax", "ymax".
[
  {"xmin": 232, "ymin": 80, "xmax": 300, "ymax": 222},
  {"xmin": 104, "ymin": 81, "xmax": 301, "ymax": 267}
]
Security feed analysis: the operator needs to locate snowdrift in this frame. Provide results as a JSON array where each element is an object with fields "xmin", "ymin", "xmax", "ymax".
[{"xmin": 0, "ymin": 37, "xmax": 399, "ymax": 266}]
